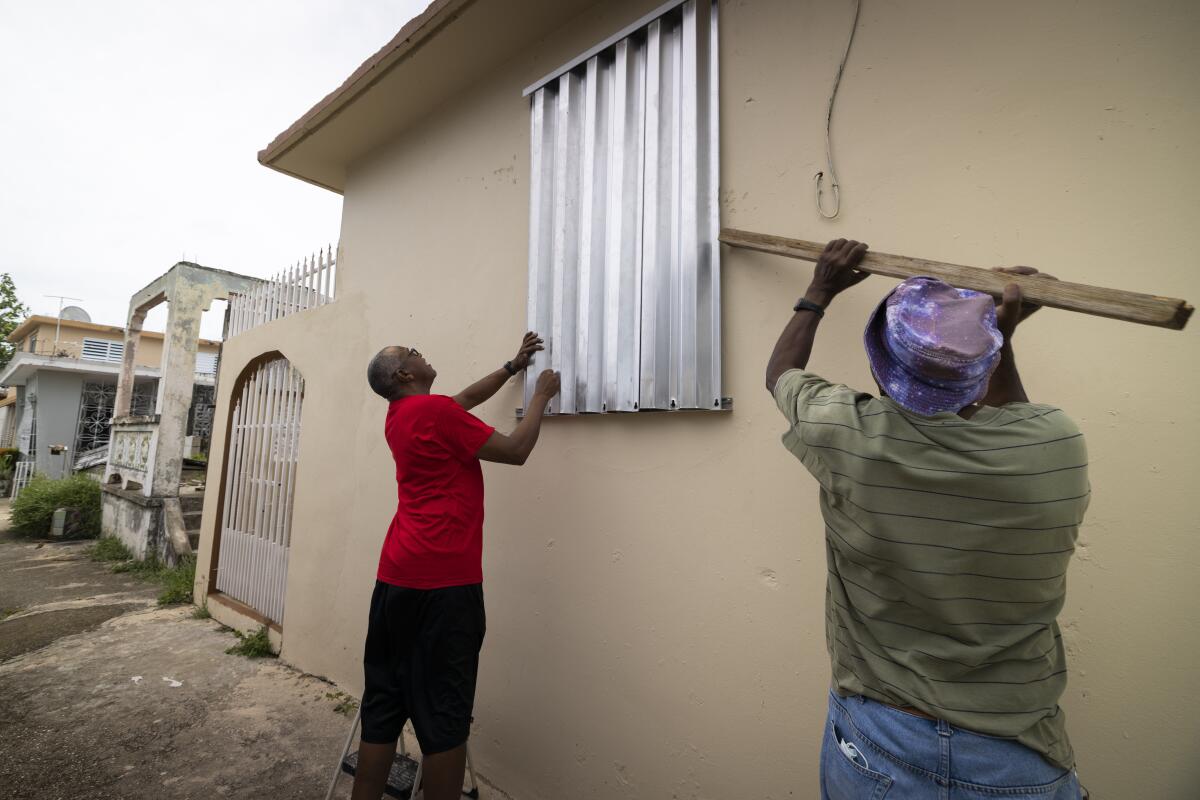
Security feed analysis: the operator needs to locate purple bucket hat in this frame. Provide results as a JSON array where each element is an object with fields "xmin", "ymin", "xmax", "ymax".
[{"xmin": 863, "ymin": 277, "xmax": 1004, "ymax": 416}]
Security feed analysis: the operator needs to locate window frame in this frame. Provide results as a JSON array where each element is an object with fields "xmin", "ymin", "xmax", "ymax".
[
  {"xmin": 80, "ymin": 337, "xmax": 125, "ymax": 364},
  {"xmin": 522, "ymin": 0, "xmax": 721, "ymax": 416}
]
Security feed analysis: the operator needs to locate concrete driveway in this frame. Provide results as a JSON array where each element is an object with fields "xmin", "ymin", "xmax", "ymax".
[{"xmin": 0, "ymin": 502, "xmax": 359, "ymax": 799}]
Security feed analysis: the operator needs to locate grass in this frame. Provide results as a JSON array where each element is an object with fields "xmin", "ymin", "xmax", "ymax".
[
  {"xmin": 88, "ymin": 536, "xmax": 133, "ymax": 562},
  {"xmin": 112, "ymin": 557, "xmax": 164, "ymax": 578},
  {"xmin": 191, "ymin": 603, "xmax": 212, "ymax": 620},
  {"xmin": 87, "ymin": 538, "xmax": 196, "ymax": 605},
  {"xmin": 326, "ymin": 691, "xmax": 359, "ymax": 717},
  {"xmin": 157, "ymin": 557, "xmax": 196, "ymax": 605},
  {"xmin": 225, "ymin": 625, "xmax": 275, "ymax": 659}
]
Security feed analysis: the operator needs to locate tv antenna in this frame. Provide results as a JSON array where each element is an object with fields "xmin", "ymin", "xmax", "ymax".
[{"xmin": 45, "ymin": 295, "xmax": 84, "ymax": 350}]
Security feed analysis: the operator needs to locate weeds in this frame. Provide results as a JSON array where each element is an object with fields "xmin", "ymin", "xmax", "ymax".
[
  {"xmin": 88, "ymin": 536, "xmax": 133, "ymax": 562},
  {"xmin": 191, "ymin": 603, "xmax": 212, "ymax": 620},
  {"xmin": 326, "ymin": 691, "xmax": 359, "ymax": 717},
  {"xmin": 225, "ymin": 625, "xmax": 275, "ymax": 658},
  {"xmin": 112, "ymin": 556, "xmax": 163, "ymax": 578},
  {"xmin": 157, "ymin": 557, "xmax": 196, "ymax": 605},
  {"xmin": 0, "ymin": 606, "xmax": 23, "ymax": 621},
  {"xmin": 88, "ymin": 540, "xmax": 195, "ymax": 605}
]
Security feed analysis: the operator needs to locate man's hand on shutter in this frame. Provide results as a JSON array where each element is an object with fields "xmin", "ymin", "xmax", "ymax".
[{"xmin": 510, "ymin": 331, "xmax": 544, "ymax": 372}]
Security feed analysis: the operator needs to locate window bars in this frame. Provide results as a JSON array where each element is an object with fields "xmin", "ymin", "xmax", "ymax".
[
  {"xmin": 73, "ymin": 382, "xmax": 157, "ymax": 457},
  {"xmin": 227, "ymin": 246, "xmax": 337, "ymax": 338},
  {"xmin": 524, "ymin": 0, "xmax": 721, "ymax": 415}
]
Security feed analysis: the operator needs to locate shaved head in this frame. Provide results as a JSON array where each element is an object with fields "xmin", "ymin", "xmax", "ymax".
[{"xmin": 367, "ymin": 346, "xmax": 407, "ymax": 400}]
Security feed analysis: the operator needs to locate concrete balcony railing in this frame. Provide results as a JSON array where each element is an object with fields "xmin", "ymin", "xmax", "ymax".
[{"xmin": 104, "ymin": 416, "xmax": 159, "ymax": 496}]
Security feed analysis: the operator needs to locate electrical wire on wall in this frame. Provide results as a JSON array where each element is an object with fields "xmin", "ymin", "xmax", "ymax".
[{"xmin": 814, "ymin": 0, "xmax": 862, "ymax": 219}]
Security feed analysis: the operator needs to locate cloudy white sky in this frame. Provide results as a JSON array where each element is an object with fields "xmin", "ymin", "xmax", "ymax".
[{"xmin": 0, "ymin": 0, "xmax": 429, "ymax": 339}]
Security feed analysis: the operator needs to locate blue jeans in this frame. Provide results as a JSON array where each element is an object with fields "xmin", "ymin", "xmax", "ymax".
[{"xmin": 821, "ymin": 692, "xmax": 1083, "ymax": 799}]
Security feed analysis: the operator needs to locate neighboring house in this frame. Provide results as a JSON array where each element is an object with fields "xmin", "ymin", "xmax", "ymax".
[
  {"xmin": 0, "ymin": 315, "xmax": 220, "ymax": 478},
  {"xmin": 193, "ymin": 2, "xmax": 1199, "ymax": 798},
  {"xmin": 0, "ymin": 389, "xmax": 16, "ymax": 448}
]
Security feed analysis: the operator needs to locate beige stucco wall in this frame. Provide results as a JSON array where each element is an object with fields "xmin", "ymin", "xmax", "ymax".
[{"xmin": 196, "ymin": 1, "xmax": 1199, "ymax": 796}]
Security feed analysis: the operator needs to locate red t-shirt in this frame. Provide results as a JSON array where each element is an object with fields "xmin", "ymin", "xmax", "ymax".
[{"xmin": 376, "ymin": 394, "xmax": 495, "ymax": 589}]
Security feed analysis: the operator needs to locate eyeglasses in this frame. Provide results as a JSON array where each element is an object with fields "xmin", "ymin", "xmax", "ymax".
[{"xmin": 397, "ymin": 348, "xmax": 421, "ymax": 371}]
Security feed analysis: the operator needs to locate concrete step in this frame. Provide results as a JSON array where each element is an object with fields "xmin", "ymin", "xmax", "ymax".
[{"xmin": 179, "ymin": 494, "xmax": 205, "ymax": 514}]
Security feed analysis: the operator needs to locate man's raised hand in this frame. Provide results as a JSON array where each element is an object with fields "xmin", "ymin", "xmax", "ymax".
[
  {"xmin": 511, "ymin": 331, "xmax": 545, "ymax": 371},
  {"xmin": 991, "ymin": 267, "xmax": 1057, "ymax": 339},
  {"xmin": 807, "ymin": 239, "xmax": 870, "ymax": 306},
  {"xmin": 533, "ymin": 369, "xmax": 561, "ymax": 399}
]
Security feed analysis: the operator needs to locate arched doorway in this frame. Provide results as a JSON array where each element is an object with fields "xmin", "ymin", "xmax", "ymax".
[{"xmin": 213, "ymin": 355, "xmax": 304, "ymax": 624}]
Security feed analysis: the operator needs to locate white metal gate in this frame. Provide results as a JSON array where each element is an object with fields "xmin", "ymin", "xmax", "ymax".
[
  {"xmin": 216, "ymin": 357, "xmax": 304, "ymax": 624},
  {"xmin": 12, "ymin": 461, "xmax": 34, "ymax": 500}
]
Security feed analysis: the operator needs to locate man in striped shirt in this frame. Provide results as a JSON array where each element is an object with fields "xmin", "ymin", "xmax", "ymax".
[{"xmin": 768, "ymin": 239, "xmax": 1088, "ymax": 798}]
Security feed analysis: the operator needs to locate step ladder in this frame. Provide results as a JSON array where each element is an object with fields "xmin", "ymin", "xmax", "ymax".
[{"xmin": 324, "ymin": 708, "xmax": 480, "ymax": 800}]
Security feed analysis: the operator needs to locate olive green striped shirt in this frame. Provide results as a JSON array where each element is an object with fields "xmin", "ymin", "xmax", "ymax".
[{"xmin": 774, "ymin": 368, "xmax": 1089, "ymax": 769}]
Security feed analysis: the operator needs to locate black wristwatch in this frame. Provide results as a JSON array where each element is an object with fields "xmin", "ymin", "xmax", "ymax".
[
  {"xmin": 503, "ymin": 361, "xmax": 518, "ymax": 376},
  {"xmin": 793, "ymin": 297, "xmax": 826, "ymax": 317}
]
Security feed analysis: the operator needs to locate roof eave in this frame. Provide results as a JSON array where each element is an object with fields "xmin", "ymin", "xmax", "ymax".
[{"xmin": 256, "ymin": 0, "xmax": 477, "ymax": 191}]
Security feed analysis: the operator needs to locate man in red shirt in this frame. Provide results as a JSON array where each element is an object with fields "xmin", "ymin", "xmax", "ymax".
[{"xmin": 352, "ymin": 331, "xmax": 560, "ymax": 800}]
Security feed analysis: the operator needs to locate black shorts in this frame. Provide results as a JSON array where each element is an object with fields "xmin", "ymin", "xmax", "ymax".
[{"xmin": 360, "ymin": 581, "xmax": 486, "ymax": 753}]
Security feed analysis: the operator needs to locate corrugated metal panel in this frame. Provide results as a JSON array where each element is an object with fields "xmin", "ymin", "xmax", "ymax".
[{"xmin": 525, "ymin": 0, "xmax": 720, "ymax": 415}]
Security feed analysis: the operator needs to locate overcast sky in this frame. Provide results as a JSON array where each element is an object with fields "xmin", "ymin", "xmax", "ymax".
[{"xmin": 0, "ymin": 0, "xmax": 429, "ymax": 339}]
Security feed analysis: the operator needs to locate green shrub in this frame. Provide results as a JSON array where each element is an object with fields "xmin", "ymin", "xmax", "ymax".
[
  {"xmin": 89, "ymin": 536, "xmax": 133, "ymax": 562},
  {"xmin": 225, "ymin": 625, "xmax": 275, "ymax": 658},
  {"xmin": 0, "ymin": 448, "xmax": 20, "ymax": 476},
  {"xmin": 11, "ymin": 474, "xmax": 101, "ymax": 538},
  {"xmin": 192, "ymin": 603, "xmax": 212, "ymax": 620}
]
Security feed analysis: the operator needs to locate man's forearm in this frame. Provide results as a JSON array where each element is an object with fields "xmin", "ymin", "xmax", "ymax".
[
  {"xmin": 455, "ymin": 367, "xmax": 512, "ymax": 410},
  {"xmin": 507, "ymin": 394, "xmax": 550, "ymax": 464},
  {"xmin": 765, "ymin": 288, "xmax": 830, "ymax": 391},
  {"xmin": 979, "ymin": 342, "xmax": 1028, "ymax": 406}
]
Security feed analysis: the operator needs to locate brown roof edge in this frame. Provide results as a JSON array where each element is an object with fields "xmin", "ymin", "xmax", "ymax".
[{"xmin": 257, "ymin": 0, "xmax": 478, "ymax": 176}]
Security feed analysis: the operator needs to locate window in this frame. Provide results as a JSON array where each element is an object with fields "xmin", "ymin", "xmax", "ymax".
[
  {"xmin": 195, "ymin": 352, "xmax": 219, "ymax": 375},
  {"xmin": 74, "ymin": 382, "xmax": 117, "ymax": 453},
  {"xmin": 187, "ymin": 385, "xmax": 215, "ymax": 440},
  {"xmin": 524, "ymin": 0, "xmax": 720, "ymax": 415},
  {"xmin": 28, "ymin": 336, "xmax": 36, "ymax": 354},
  {"xmin": 20, "ymin": 394, "xmax": 36, "ymax": 457},
  {"xmin": 73, "ymin": 381, "xmax": 158, "ymax": 454},
  {"xmin": 81, "ymin": 338, "xmax": 125, "ymax": 363}
]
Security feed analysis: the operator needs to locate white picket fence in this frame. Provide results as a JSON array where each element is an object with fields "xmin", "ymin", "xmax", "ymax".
[{"xmin": 228, "ymin": 246, "xmax": 337, "ymax": 337}]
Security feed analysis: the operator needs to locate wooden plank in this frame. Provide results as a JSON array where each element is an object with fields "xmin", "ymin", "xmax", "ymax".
[{"xmin": 720, "ymin": 228, "xmax": 1193, "ymax": 331}]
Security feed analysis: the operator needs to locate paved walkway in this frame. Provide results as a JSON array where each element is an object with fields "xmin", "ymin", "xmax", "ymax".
[{"xmin": 0, "ymin": 502, "xmax": 358, "ymax": 799}]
